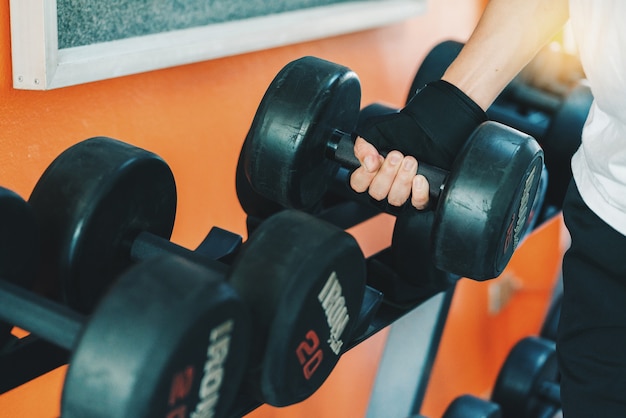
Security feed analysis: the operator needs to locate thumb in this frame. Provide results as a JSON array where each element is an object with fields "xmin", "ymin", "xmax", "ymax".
[{"xmin": 354, "ymin": 137, "xmax": 383, "ymax": 173}]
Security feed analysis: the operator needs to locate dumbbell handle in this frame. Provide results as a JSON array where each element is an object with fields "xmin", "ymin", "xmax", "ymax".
[
  {"xmin": 130, "ymin": 231, "xmax": 230, "ymax": 275},
  {"xmin": 0, "ymin": 279, "xmax": 82, "ymax": 351},
  {"xmin": 327, "ymin": 130, "xmax": 448, "ymax": 203},
  {"xmin": 503, "ymin": 80, "xmax": 562, "ymax": 114}
]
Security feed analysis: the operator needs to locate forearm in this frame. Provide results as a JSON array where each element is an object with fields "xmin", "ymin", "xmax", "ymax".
[{"xmin": 442, "ymin": 0, "xmax": 570, "ymax": 110}]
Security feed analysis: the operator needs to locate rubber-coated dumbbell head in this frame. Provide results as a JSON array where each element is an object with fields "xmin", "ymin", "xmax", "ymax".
[
  {"xmin": 0, "ymin": 187, "xmax": 39, "ymax": 345},
  {"xmin": 429, "ymin": 122, "xmax": 543, "ymax": 279},
  {"xmin": 236, "ymin": 129, "xmax": 283, "ymax": 219},
  {"xmin": 443, "ymin": 394, "xmax": 502, "ymax": 418},
  {"xmin": 243, "ymin": 56, "xmax": 361, "ymax": 210},
  {"xmin": 64, "ymin": 256, "xmax": 250, "ymax": 418},
  {"xmin": 0, "ymin": 251, "xmax": 250, "ymax": 418},
  {"xmin": 492, "ymin": 336, "xmax": 559, "ymax": 418},
  {"xmin": 229, "ymin": 210, "xmax": 366, "ymax": 405},
  {"xmin": 29, "ymin": 137, "xmax": 177, "ymax": 313}
]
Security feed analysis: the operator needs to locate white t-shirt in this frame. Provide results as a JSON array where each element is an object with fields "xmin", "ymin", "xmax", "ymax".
[{"xmin": 569, "ymin": 0, "xmax": 626, "ymax": 236}]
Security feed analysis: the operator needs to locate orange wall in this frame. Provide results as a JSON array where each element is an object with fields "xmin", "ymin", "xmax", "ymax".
[{"xmin": 0, "ymin": 0, "xmax": 486, "ymax": 416}]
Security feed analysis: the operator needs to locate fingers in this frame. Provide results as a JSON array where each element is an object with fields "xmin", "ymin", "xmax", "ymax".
[
  {"xmin": 411, "ymin": 174, "xmax": 430, "ymax": 210},
  {"xmin": 353, "ymin": 137, "xmax": 381, "ymax": 170},
  {"xmin": 368, "ymin": 151, "xmax": 404, "ymax": 201},
  {"xmin": 349, "ymin": 155, "xmax": 384, "ymax": 193},
  {"xmin": 384, "ymin": 155, "xmax": 418, "ymax": 206},
  {"xmin": 349, "ymin": 137, "xmax": 430, "ymax": 210},
  {"xmin": 350, "ymin": 138, "xmax": 383, "ymax": 193}
]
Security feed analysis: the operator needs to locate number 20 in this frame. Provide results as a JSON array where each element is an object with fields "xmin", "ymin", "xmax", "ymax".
[{"xmin": 296, "ymin": 330, "xmax": 323, "ymax": 380}]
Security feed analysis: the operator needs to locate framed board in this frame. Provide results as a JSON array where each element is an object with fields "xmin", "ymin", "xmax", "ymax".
[{"xmin": 9, "ymin": 0, "xmax": 426, "ymax": 90}]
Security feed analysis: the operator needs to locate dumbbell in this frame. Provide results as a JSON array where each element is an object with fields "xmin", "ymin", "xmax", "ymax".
[
  {"xmin": 443, "ymin": 394, "xmax": 502, "ymax": 418},
  {"xmin": 0, "ymin": 188, "xmax": 38, "ymax": 347},
  {"xmin": 241, "ymin": 56, "xmax": 544, "ymax": 281},
  {"xmin": 0, "ymin": 187, "xmax": 250, "ymax": 418},
  {"xmin": 409, "ymin": 394, "xmax": 501, "ymax": 418},
  {"xmin": 28, "ymin": 137, "xmax": 366, "ymax": 407},
  {"xmin": 492, "ymin": 337, "xmax": 560, "ymax": 418},
  {"xmin": 236, "ymin": 130, "xmax": 283, "ymax": 222},
  {"xmin": 409, "ymin": 40, "xmax": 593, "ymax": 207},
  {"xmin": 357, "ymin": 101, "xmax": 548, "ymax": 242}
]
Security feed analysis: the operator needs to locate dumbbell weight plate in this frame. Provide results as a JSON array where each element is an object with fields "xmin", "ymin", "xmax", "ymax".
[
  {"xmin": 0, "ymin": 188, "xmax": 39, "ymax": 345},
  {"xmin": 63, "ymin": 255, "xmax": 250, "ymax": 418},
  {"xmin": 228, "ymin": 209, "xmax": 366, "ymax": 406},
  {"xmin": 427, "ymin": 122, "xmax": 544, "ymax": 280},
  {"xmin": 29, "ymin": 137, "xmax": 177, "ymax": 313},
  {"xmin": 243, "ymin": 56, "xmax": 361, "ymax": 210},
  {"xmin": 492, "ymin": 337, "xmax": 559, "ymax": 418},
  {"xmin": 443, "ymin": 394, "xmax": 502, "ymax": 418},
  {"xmin": 236, "ymin": 130, "xmax": 283, "ymax": 219}
]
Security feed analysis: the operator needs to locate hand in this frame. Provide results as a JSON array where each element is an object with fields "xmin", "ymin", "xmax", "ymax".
[
  {"xmin": 349, "ymin": 137, "xmax": 431, "ymax": 210},
  {"xmin": 349, "ymin": 79, "xmax": 486, "ymax": 210},
  {"xmin": 356, "ymin": 80, "xmax": 487, "ymax": 171}
]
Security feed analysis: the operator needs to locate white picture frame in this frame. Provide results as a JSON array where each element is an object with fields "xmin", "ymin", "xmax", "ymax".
[{"xmin": 9, "ymin": 0, "xmax": 426, "ymax": 90}]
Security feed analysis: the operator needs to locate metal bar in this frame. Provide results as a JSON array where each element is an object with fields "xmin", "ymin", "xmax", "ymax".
[{"xmin": 0, "ymin": 280, "xmax": 82, "ymax": 350}]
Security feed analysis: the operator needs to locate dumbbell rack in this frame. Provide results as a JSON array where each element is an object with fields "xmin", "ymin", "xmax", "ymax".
[
  {"xmin": 0, "ymin": 224, "xmax": 245, "ymax": 394},
  {"xmin": 0, "ymin": 195, "xmax": 455, "ymax": 417}
]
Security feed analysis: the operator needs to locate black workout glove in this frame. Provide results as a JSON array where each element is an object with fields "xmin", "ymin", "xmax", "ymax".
[{"xmin": 356, "ymin": 80, "xmax": 487, "ymax": 170}]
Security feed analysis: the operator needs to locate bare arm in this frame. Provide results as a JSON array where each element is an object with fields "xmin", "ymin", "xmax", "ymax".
[{"xmin": 443, "ymin": 0, "xmax": 570, "ymax": 110}]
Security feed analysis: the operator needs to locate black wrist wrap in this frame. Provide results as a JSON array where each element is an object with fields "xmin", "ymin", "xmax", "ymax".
[{"xmin": 357, "ymin": 79, "xmax": 487, "ymax": 170}]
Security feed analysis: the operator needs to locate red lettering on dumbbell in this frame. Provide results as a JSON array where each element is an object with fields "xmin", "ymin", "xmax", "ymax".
[
  {"xmin": 166, "ymin": 405, "xmax": 187, "ymax": 418},
  {"xmin": 168, "ymin": 366, "xmax": 195, "ymax": 406},
  {"xmin": 296, "ymin": 330, "xmax": 324, "ymax": 380},
  {"xmin": 166, "ymin": 365, "xmax": 194, "ymax": 417}
]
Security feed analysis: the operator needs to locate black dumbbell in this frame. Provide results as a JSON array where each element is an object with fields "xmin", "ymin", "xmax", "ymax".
[
  {"xmin": 492, "ymin": 336, "xmax": 560, "ymax": 418},
  {"xmin": 408, "ymin": 394, "xmax": 501, "ymax": 418},
  {"xmin": 0, "ymin": 188, "xmax": 38, "ymax": 347},
  {"xmin": 241, "ymin": 56, "xmax": 544, "ymax": 281},
  {"xmin": 357, "ymin": 99, "xmax": 548, "ymax": 236},
  {"xmin": 236, "ymin": 130, "xmax": 284, "ymax": 223},
  {"xmin": 28, "ymin": 137, "xmax": 366, "ymax": 407},
  {"xmin": 0, "ymin": 188, "xmax": 251, "ymax": 418},
  {"xmin": 443, "ymin": 394, "xmax": 502, "ymax": 418},
  {"xmin": 409, "ymin": 40, "xmax": 593, "ymax": 208}
]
